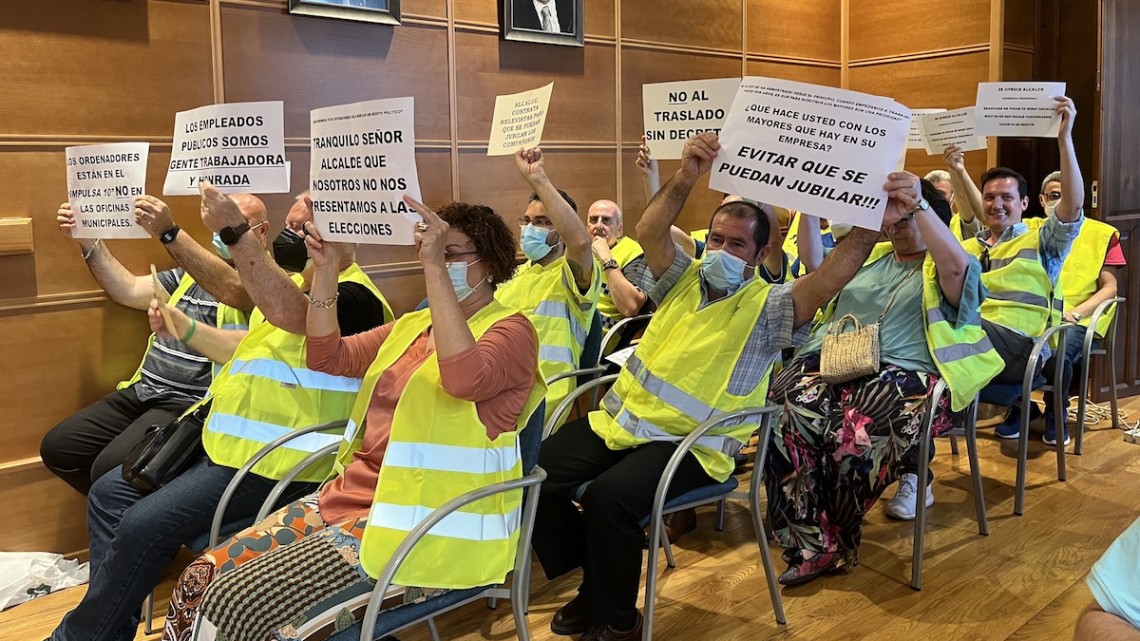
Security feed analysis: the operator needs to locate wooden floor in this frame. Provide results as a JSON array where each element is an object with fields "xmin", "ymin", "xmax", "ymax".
[{"xmin": 6, "ymin": 398, "xmax": 1140, "ymax": 641}]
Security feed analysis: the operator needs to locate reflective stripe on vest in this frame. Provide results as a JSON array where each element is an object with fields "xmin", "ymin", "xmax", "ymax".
[
  {"xmin": 1061, "ymin": 218, "xmax": 1120, "ymax": 338},
  {"xmin": 495, "ymin": 255, "xmax": 600, "ymax": 424},
  {"xmin": 344, "ymin": 301, "xmax": 547, "ymax": 587},
  {"xmin": 202, "ymin": 263, "xmax": 389, "ymax": 482},
  {"xmin": 964, "ymin": 230, "xmax": 1059, "ymax": 338},
  {"xmin": 588, "ymin": 262, "xmax": 773, "ymax": 482}
]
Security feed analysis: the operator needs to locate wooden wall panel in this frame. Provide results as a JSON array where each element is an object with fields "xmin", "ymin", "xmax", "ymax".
[
  {"xmin": 621, "ymin": 0, "xmax": 742, "ymax": 51},
  {"xmin": 745, "ymin": 61, "xmax": 842, "ymax": 87},
  {"xmin": 401, "ymin": 0, "xmax": 447, "ymax": 20},
  {"xmin": 620, "ymin": 48, "xmax": 741, "ymax": 143},
  {"xmin": 618, "ymin": 155, "xmax": 724, "ymax": 236},
  {"xmin": 902, "ymin": 148, "xmax": 990, "ymax": 192},
  {"xmin": 453, "ymin": 0, "xmax": 616, "ymax": 38},
  {"xmin": 747, "ymin": 0, "xmax": 841, "ymax": 61},
  {"xmin": 0, "ymin": 466, "xmax": 90, "ymax": 555},
  {"xmin": 1002, "ymin": 48, "xmax": 1035, "ymax": 81},
  {"xmin": 0, "ymin": 0, "xmax": 213, "ymax": 137},
  {"xmin": 848, "ymin": 0, "xmax": 991, "ymax": 61},
  {"xmin": 1004, "ymin": 0, "xmax": 1038, "ymax": 49},
  {"xmin": 848, "ymin": 53, "xmax": 990, "ymax": 109},
  {"xmin": 454, "ymin": 33, "xmax": 616, "ymax": 143},
  {"xmin": 221, "ymin": 6, "xmax": 452, "ymax": 141}
]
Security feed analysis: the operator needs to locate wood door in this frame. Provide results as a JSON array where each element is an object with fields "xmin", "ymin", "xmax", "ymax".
[{"xmin": 1095, "ymin": 0, "xmax": 1140, "ymax": 401}]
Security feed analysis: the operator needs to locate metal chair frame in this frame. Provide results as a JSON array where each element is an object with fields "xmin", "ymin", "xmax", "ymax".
[{"xmin": 1075, "ymin": 296, "xmax": 1127, "ymax": 454}]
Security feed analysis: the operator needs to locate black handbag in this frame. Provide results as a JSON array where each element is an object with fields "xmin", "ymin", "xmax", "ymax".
[{"xmin": 121, "ymin": 400, "xmax": 211, "ymax": 494}]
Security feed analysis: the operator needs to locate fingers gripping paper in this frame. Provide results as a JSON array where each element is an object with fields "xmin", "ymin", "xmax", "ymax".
[
  {"xmin": 487, "ymin": 83, "xmax": 555, "ymax": 156},
  {"xmin": 642, "ymin": 78, "xmax": 741, "ymax": 160},
  {"xmin": 65, "ymin": 143, "xmax": 150, "ymax": 239},
  {"xmin": 917, "ymin": 107, "xmax": 988, "ymax": 155},
  {"xmin": 975, "ymin": 82, "xmax": 1066, "ymax": 138},
  {"xmin": 709, "ymin": 78, "xmax": 911, "ymax": 231},
  {"xmin": 309, "ymin": 97, "xmax": 423, "ymax": 245}
]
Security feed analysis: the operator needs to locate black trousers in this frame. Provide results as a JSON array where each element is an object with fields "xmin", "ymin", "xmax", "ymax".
[
  {"xmin": 531, "ymin": 417, "xmax": 714, "ymax": 627},
  {"xmin": 40, "ymin": 385, "xmax": 193, "ymax": 495},
  {"xmin": 981, "ymin": 319, "xmax": 1037, "ymax": 384}
]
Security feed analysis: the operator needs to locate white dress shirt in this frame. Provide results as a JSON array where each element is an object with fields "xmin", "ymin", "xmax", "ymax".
[{"xmin": 532, "ymin": 0, "xmax": 561, "ymax": 32}]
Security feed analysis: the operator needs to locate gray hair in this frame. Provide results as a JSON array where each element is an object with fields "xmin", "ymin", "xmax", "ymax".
[
  {"xmin": 924, "ymin": 169, "xmax": 952, "ymax": 184},
  {"xmin": 1041, "ymin": 171, "xmax": 1062, "ymax": 194}
]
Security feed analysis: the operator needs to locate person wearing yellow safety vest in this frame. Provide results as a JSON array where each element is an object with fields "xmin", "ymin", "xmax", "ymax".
[
  {"xmin": 495, "ymin": 147, "xmax": 600, "ymax": 423},
  {"xmin": 168, "ymin": 198, "xmax": 544, "ymax": 641},
  {"xmin": 586, "ymin": 199, "xmax": 654, "ymax": 329},
  {"xmin": 959, "ymin": 96, "xmax": 1086, "ymax": 447},
  {"xmin": 49, "ymin": 185, "xmax": 390, "ymax": 641},
  {"xmin": 533, "ymin": 133, "xmax": 920, "ymax": 640},
  {"xmin": 782, "ymin": 210, "xmax": 837, "ymax": 278},
  {"xmin": 39, "ymin": 194, "xmax": 261, "ymax": 496},
  {"xmin": 776, "ymin": 182, "xmax": 1000, "ymax": 578}
]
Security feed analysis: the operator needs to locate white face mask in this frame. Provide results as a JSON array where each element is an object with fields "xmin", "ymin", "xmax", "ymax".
[
  {"xmin": 1044, "ymin": 201, "xmax": 1058, "ymax": 218},
  {"xmin": 447, "ymin": 257, "xmax": 483, "ymax": 302}
]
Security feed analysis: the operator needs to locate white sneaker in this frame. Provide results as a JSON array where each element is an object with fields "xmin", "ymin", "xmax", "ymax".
[{"xmin": 885, "ymin": 473, "xmax": 934, "ymax": 521}]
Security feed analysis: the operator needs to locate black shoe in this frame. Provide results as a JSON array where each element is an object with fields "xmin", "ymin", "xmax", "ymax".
[
  {"xmin": 580, "ymin": 613, "xmax": 643, "ymax": 641},
  {"xmin": 551, "ymin": 596, "xmax": 590, "ymax": 636}
]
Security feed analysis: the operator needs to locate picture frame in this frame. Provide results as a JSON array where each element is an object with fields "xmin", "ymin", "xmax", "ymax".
[
  {"xmin": 503, "ymin": 0, "xmax": 584, "ymax": 47},
  {"xmin": 288, "ymin": 0, "xmax": 401, "ymax": 26}
]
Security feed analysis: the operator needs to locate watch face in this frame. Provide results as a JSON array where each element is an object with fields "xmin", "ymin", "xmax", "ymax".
[{"xmin": 220, "ymin": 222, "xmax": 249, "ymax": 245}]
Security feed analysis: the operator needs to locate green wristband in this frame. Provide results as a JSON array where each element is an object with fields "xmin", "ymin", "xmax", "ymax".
[{"xmin": 181, "ymin": 317, "xmax": 197, "ymax": 343}]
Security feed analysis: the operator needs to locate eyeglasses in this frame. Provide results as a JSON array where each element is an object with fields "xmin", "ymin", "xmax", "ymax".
[
  {"xmin": 517, "ymin": 216, "xmax": 554, "ymax": 228},
  {"xmin": 443, "ymin": 249, "xmax": 480, "ymax": 268},
  {"xmin": 891, "ymin": 212, "xmax": 916, "ymax": 230}
]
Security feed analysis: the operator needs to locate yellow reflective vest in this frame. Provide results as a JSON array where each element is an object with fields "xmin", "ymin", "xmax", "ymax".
[
  {"xmin": 782, "ymin": 211, "xmax": 834, "ymax": 279},
  {"xmin": 949, "ymin": 214, "xmax": 965, "ymax": 242},
  {"xmin": 201, "ymin": 264, "xmax": 390, "ymax": 482},
  {"xmin": 335, "ymin": 301, "xmax": 546, "ymax": 587},
  {"xmin": 597, "ymin": 236, "xmax": 645, "ymax": 321},
  {"xmin": 816, "ymin": 244, "xmax": 1002, "ymax": 411},
  {"xmin": 962, "ymin": 224, "xmax": 1062, "ymax": 340},
  {"xmin": 589, "ymin": 262, "xmax": 773, "ymax": 482},
  {"xmin": 119, "ymin": 271, "xmax": 249, "ymax": 388},
  {"xmin": 495, "ymin": 255, "xmax": 600, "ymax": 423},
  {"xmin": 1061, "ymin": 218, "xmax": 1120, "ymax": 338}
]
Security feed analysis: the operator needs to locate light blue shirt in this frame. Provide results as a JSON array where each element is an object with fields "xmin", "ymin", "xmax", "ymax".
[
  {"xmin": 974, "ymin": 213, "xmax": 1085, "ymax": 286},
  {"xmin": 1088, "ymin": 517, "xmax": 1140, "ymax": 629}
]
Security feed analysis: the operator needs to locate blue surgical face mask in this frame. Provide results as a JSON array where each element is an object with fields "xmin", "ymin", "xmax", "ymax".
[
  {"xmin": 448, "ymin": 257, "xmax": 483, "ymax": 302},
  {"xmin": 212, "ymin": 232, "xmax": 232, "ymax": 260},
  {"xmin": 700, "ymin": 249, "xmax": 752, "ymax": 294},
  {"xmin": 520, "ymin": 224, "xmax": 554, "ymax": 262}
]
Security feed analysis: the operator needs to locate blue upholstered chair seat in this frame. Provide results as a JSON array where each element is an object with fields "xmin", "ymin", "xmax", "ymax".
[{"xmin": 327, "ymin": 586, "xmax": 490, "ymax": 641}]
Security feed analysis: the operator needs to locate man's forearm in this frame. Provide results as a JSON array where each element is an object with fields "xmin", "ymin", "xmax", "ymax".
[
  {"xmin": 638, "ymin": 170, "xmax": 697, "ymax": 278},
  {"xmin": 950, "ymin": 167, "xmax": 983, "ymax": 223},
  {"xmin": 230, "ymin": 235, "xmax": 308, "ymax": 334},
  {"xmin": 1074, "ymin": 606, "xmax": 1140, "ymax": 641},
  {"xmin": 532, "ymin": 175, "xmax": 593, "ymax": 286},
  {"xmin": 1057, "ymin": 134, "xmax": 1085, "ymax": 222},
  {"xmin": 791, "ymin": 228, "xmax": 879, "ymax": 327},
  {"xmin": 605, "ymin": 268, "xmax": 648, "ymax": 317},
  {"xmin": 165, "ymin": 234, "xmax": 254, "ymax": 311},
  {"xmin": 185, "ymin": 325, "xmax": 246, "ymax": 365},
  {"xmin": 84, "ymin": 242, "xmax": 151, "ymax": 310},
  {"xmin": 1072, "ymin": 273, "xmax": 1118, "ymax": 318},
  {"xmin": 797, "ymin": 213, "xmax": 824, "ymax": 274}
]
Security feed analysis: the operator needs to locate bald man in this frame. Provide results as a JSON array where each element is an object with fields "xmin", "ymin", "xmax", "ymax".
[
  {"xmin": 41, "ymin": 193, "xmax": 264, "ymax": 494},
  {"xmin": 588, "ymin": 199, "xmax": 654, "ymax": 326}
]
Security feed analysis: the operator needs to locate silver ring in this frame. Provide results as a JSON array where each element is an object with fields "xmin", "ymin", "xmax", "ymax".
[{"xmin": 415, "ymin": 222, "xmax": 429, "ymax": 232}]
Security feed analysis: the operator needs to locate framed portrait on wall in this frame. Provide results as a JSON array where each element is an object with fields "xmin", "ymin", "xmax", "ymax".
[
  {"xmin": 503, "ymin": 0, "xmax": 584, "ymax": 47},
  {"xmin": 288, "ymin": 0, "xmax": 401, "ymax": 25}
]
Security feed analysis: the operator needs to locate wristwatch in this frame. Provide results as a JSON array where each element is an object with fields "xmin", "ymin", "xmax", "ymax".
[
  {"xmin": 910, "ymin": 198, "xmax": 930, "ymax": 214},
  {"xmin": 602, "ymin": 259, "xmax": 619, "ymax": 271},
  {"xmin": 158, "ymin": 226, "xmax": 181, "ymax": 245},
  {"xmin": 218, "ymin": 221, "xmax": 251, "ymax": 246}
]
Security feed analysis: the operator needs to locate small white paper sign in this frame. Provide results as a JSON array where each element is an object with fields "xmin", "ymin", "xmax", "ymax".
[
  {"xmin": 487, "ymin": 83, "xmax": 555, "ymax": 156},
  {"xmin": 642, "ymin": 78, "xmax": 741, "ymax": 160},
  {"xmin": 907, "ymin": 109, "xmax": 946, "ymax": 149},
  {"xmin": 65, "ymin": 143, "xmax": 151, "ymax": 239},
  {"xmin": 975, "ymin": 82, "xmax": 1066, "ymax": 138},
  {"xmin": 164, "ymin": 101, "xmax": 289, "ymax": 196},
  {"xmin": 310, "ymin": 97, "xmax": 423, "ymax": 245},
  {"xmin": 709, "ymin": 77, "xmax": 910, "ymax": 231},
  {"xmin": 918, "ymin": 107, "xmax": 988, "ymax": 155},
  {"xmin": 604, "ymin": 345, "xmax": 636, "ymax": 368}
]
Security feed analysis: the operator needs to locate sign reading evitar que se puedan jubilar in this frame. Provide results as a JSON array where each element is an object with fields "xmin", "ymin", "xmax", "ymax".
[
  {"xmin": 163, "ymin": 101, "xmax": 289, "ymax": 196},
  {"xmin": 66, "ymin": 142, "xmax": 151, "ymax": 239},
  {"xmin": 709, "ymin": 77, "xmax": 910, "ymax": 231},
  {"xmin": 642, "ymin": 78, "xmax": 740, "ymax": 160},
  {"xmin": 310, "ymin": 97, "xmax": 423, "ymax": 245}
]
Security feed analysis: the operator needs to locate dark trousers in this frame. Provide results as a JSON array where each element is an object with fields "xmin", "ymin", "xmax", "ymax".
[
  {"xmin": 981, "ymin": 319, "xmax": 1037, "ymax": 385},
  {"xmin": 531, "ymin": 418, "xmax": 713, "ymax": 627},
  {"xmin": 40, "ymin": 386, "xmax": 193, "ymax": 495},
  {"xmin": 49, "ymin": 458, "xmax": 314, "ymax": 641}
]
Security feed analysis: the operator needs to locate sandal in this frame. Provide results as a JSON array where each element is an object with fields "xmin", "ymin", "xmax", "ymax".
[{"xmin": 777, "ymin": 551, "xmax": 844, "ymax": 586}]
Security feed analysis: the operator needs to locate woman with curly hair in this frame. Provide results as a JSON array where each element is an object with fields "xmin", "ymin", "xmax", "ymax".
[
  {"xmin": 162, "ymin": 197, "xmax": 545, "ymax": 641},
  {"xmin": 765, "ymin": 180, "xmax": 1003, "ymax": 586}
]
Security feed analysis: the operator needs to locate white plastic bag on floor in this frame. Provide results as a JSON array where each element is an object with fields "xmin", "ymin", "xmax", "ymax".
[{"xmin": 0, "ymin": 551, "xmax": 89, "ymax": 611}]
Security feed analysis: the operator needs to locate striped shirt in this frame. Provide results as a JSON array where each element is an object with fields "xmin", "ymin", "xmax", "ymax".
[{"xmin": 134, "ymin": 269, "xmax": 225, "ymax": 402}]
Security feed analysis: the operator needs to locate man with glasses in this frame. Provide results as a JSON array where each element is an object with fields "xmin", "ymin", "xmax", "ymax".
[{"xmin": 495, "ymin": 147, "xmax": 600, "ymax": 422}]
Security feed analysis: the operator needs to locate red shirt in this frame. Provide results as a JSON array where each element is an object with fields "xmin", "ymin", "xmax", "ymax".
[{"xmin": 1105, "ymin": 235, "xmax": 1127, "ymax": 267}]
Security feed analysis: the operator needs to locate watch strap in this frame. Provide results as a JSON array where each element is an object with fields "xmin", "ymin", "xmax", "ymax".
[{"xmin": 159, "ymin": 226, "xmax": 181, "ymax": 245}]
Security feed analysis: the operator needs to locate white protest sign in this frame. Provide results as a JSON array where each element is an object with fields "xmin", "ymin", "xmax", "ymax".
[
  {"xmin": 709, "ymin": 77, "xmax": 910, "ymax": 231},
  {"xmin": 310, "ymin": 97, "xmax": 423, "ymax": 245},
  {"xmin": 642, "ymin": 78, "xmax": 741, "ymax": 159},
  {"xmin": 65, "ymin": 143, "xmax": 150, "ymax": 239},
  {"xmin": 164, "ymin": 101, "xmax": 289, "ymax": 196},
  {"xmin": 975, "ymin": 82, "xmax": 1066, "ymax": 137},
  {"xmin": 907, "ymin": 109, "xmax": 946, "ymax": 149},
  {"xmin": 918, "ymin": 107, "xmax": 988, "ymax": 155},
  {"xmin": 487, "ymin": 83, "xmax": 554, "ymax": 156}
]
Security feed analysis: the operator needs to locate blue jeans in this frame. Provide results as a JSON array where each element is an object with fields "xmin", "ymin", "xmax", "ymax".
[{"xmin": 50, "ymin": 457, "xmax": 314, "ymax": 641}]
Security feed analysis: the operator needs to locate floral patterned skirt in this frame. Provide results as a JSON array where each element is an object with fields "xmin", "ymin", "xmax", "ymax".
[{"xmin": 764, "ymin": 354, "xmax": 962, "ymax": 566}]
